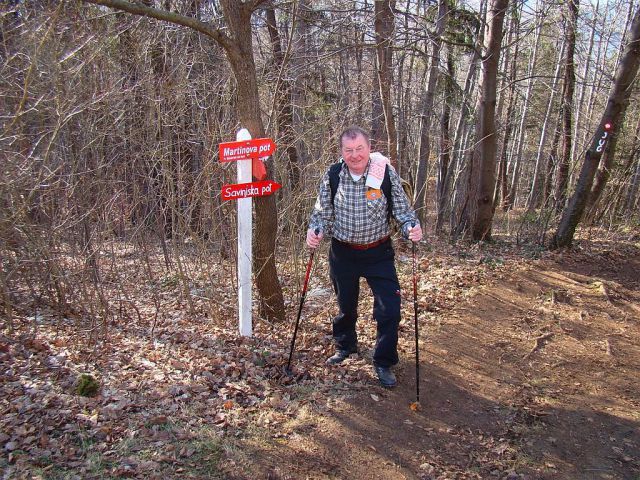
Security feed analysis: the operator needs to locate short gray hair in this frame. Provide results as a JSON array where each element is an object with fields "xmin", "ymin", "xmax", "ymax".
[{"xmin": 340, "ymin": 125, "xmax": 370, "ymax": 148}]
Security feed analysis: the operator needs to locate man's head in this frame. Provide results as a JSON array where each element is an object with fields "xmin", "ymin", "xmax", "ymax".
[{"xmin": 340, "ymin": 126, "xmax": 371, "ymax": 176}]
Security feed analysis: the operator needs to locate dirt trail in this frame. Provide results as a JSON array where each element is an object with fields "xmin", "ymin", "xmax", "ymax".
[
  {"xmin": 2, "ymin": 240, "xmax": 639, "ymax": 480},
  {"xmin": 231, "ymin": 242, "xmax": 640, "ymax": 480}
]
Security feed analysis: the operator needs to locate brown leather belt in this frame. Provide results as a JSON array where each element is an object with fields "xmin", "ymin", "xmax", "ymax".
[{"xmin": 337, "ymin": 235, "xmax": 390, "ymax": 250}]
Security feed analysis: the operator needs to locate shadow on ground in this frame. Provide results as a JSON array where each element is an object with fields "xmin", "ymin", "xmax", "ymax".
[{"xmin": 226, "ymin": 246, "xmax": 640, "ymax": 480}]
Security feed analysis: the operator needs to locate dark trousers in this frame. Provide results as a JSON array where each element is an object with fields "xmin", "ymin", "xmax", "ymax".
[{"xmin": 329, "ymin": 238, "xmax": 401, "ymax": 368}]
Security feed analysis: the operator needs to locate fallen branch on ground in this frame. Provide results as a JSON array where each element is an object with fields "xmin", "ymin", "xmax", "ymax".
[
  {"xmin": 523, "ymin": 332, "xmax": 554, "ymax": 359},
  {"xmin": 605, "ymin": 338, "xmax": 613, "ymax": 356}
]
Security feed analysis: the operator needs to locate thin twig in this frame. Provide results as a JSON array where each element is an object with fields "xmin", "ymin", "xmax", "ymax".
[
  {"xmin": 523, "ymin": 332, "xmax": 554, "ymax": 359},
  {"xmin": 605, "ymin": 338, "xmax": 613, "ymax": 356}
]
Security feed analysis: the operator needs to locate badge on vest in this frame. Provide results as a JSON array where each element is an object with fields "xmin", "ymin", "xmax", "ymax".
[{"xmin": 366, "ymin": 188, "xmax": 382, "ymax": 200}]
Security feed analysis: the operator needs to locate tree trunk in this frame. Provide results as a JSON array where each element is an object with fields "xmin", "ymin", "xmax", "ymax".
[
  {"xmin": 374, "ymin": 0, "xmax": 398, "ymax": 169},
  {"xmin": 265, "ymin": 4, "xmax": 301, "ymax": 189},
  {"xmin": 554, "ymin": 0, "xmax": 578, "ymax": 213},
  {"xmin": 504, "ymin": 7, "xmax": 541, "ymax": 210},
  {"xmin": 466, "ymin": 0, "xmax": 509, "ymax": 241},
  {"xmin": 550, "ymin": 7, "xmax": 640, "ymax": 249},
  {"xmin": 414, "ymin": 0, "xmax": 448, "ymax": 226},
  {"xmin": 396, "ymin": 47, "xmax": 406, "ymax": 175},
  {"xmin": 543, "ymin": 112, "xmax": 563, "ymax": 207},
  {"xmin": 395, "ymin": 0, "xmax": 415, "ymax": 177},
  {"xmin": 291, "ymin": 0, "xmax": 311, "ymax": 166},
  {"xmin": 220, "ymin": 0, "xmax": 285, "ymax": 321},
  {"xmin": 625, "ymin": 150, "xmax": 640, "ymax": 213},
  {"xmin": 494, "ymin": 1, "xmax": 520, "ymax": 210},
  {"xmin": 355, "ymin": 13, "xmax": 365, "ymax": 126},
  {"xmin": 621, "ymin": 116, "xmax": 640, "ymax": 213},
  {"xmin": 450, "ymin": 0, "xmax": 486, "ymax": 237},
  {"xmin": 581, "ymin": 4, "xmax": 613, "ymax": 156},
  {"xmin": 585, "ymin": 6, "xmax": 640, "ymax": 215},
  {"xmin": 570, "ymin": 0, "xmax": 598, "ymax": 165},
  {"xmin": 436, "ymin": 48, "xmax": 454, "ymax": 234},
  {"xmin": 83, "ymin": 0, "xmax": 286, "ymax": 321},
  {"xmin": 584, "ymin": 134, "xmax": 618, "ymax": 217},
  {"xmin": 527, "ymin": 39, "xmax": 565, "ymax": 210},
  {"xmin": 612, "ymin": 1, "xmax": 635, "ymax": 73},
  {"xmin": 371, "ymin": 59, "xmax": 387, "ymax": 152}
]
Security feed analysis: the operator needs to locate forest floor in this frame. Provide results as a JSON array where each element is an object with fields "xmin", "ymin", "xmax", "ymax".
[{"xmin": 1, "ymin": 231, "xmax": 639, "ymax": 479}]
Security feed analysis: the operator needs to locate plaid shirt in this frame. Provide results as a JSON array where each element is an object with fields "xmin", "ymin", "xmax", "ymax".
[{"xmin": 309, "ymin": 160, "xmax": 419, "ymax": 244}]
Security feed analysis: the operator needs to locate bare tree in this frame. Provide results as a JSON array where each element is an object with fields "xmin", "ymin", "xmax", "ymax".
[
  {"xmin": 554, "ymin": 0, "xmax": 578, "ymax": 212},
  {"xmin": 265, "ymin": 3, "xmax": 301, "ymax": 188},
  {"xmin": 527, "ymin": 38, "xmax": 565, "ymax": 210},
  {"xmin": 414, "ymin": 0, "xmax": 448, "ymax": 225},
  {"xmin": 586, "ymin": 5, "xmax": 640, "ymax": 214},
  {"xmin": 82, "ymin": 0, "xmax": 285, "ymax": 321},
  {"xmin": 494, "ymin": 0, "xmax": 520, "ymax": 210},
  {"xmin": 551, "ymin": 6, "xmax": 640, "ymax": 249},
  {"xmin": 464, "ymin": 0, "xmax": 509, "ymax": 241},
  {"xmin": 620, "ymin": 114, "xmax": 640, "ymax": 214},
  {"xmin": 503, "ymin": 6, "xmax": 542, "ymax": 210},
  {"xmin": 374, "ymin": 0, "xmax": 398, "ymax": 168},
  {"xmin": 570, "ymin": 0, "xmax": 599, "ymax": 166},
  {"xmin": 449, "ymin": 0, "xmax": 485, "ymax": 236},
  {"xmin": 625, "ymin": 141, "xmax": 640, "ymax": 213},
  {"xmin": 436, "ymin": 48, "xmax": 454, "ymax": 234}
]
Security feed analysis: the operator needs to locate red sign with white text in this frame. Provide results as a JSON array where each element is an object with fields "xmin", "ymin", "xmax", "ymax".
[
  {"xmin": 222, "ymin": 180, "xmax": 282, "ymax": 201},
  {"xmin": 219, "ymin": 138, "xmax": 276, "ymax": 162}
]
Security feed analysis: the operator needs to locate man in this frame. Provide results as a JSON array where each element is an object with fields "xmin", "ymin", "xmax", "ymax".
[{"xmin": 307, "ymin": 125, "xmax": 422, "ymax": 388}]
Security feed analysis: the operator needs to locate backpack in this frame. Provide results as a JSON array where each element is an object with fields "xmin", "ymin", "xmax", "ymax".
[
  {"xmin": 328, "ymin": 161, "xmax": 394, "ymax": 221},
  {"xmin": 328, "ymin": 162, "xmax": 415, "ymax": 230}
]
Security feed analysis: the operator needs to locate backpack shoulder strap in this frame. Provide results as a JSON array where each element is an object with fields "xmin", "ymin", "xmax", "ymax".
[
  {"xmin": 328, "ymin": 162, "xmax": 342, "ymax": 205},
  {"xmin": 382, "ymin": 165, "xmax": 392, "ymax": 220},
  {"xmin": 329, "ymin": 162, "xmax": 393, "ymax": 219}
]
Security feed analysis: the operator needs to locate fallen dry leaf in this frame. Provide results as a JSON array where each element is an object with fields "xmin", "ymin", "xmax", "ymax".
[{"xmin": 149, "ymin": 415, "xmax": 168, "ymax": 426}]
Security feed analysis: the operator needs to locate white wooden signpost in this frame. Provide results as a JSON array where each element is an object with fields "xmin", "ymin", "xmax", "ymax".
[{"xmin": 218, "ymin": 130, "xmax": 280, "ymax": 337}]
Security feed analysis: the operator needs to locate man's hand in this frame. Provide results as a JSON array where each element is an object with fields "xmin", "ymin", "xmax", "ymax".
[
  {"xmin": 408, "ymin": 224, "xmax": 423, "ymax": 242},
  {"xmin": 306, "ymin": 228, "xmax": 323, "ymax": 248}
]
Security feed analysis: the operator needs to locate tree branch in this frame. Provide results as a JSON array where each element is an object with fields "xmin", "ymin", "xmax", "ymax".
[
  {"xmin": 245, "ymin": 0, "xmax": 271, "ymax": 12},
  {"xmin": 82, "ymin": 0, "xmax": 233, "ymax": 51}
]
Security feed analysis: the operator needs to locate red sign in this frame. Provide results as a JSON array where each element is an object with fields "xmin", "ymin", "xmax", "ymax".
[
  {"xmin": 219, "ymin": 138, "xmax": 276, "ymax": 162},
  {"xmin": 222, "ymin": 180, "xmax": 282, "ymax": 201}
]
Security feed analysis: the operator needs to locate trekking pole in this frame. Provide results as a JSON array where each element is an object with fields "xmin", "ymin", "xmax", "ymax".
[
  {"xmin": 285, "ymin": 228, "xmax": 319, "ymax": 374},
  {"xmin": 412, "ymin": 225, "xmax": 420, "ymax": 404}
]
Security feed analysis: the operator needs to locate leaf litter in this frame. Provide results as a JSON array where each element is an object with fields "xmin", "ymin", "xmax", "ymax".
[{"xmin": 1, "ymin": 236, "xmax": 639, "ymax": 478}]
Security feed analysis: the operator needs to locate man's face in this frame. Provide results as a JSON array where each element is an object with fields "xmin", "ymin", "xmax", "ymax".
[{"xmin": 341, "ymin": 133, "xmax": 371, "ymax": 176}]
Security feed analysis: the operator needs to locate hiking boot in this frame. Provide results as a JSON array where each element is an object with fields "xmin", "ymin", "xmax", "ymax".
[
  {"xmin": 325, "ymin": 349, "xmax": 356, "ymax": 365},
  {"xmin": 374, "ymin": 365, "xmax": 397, "ymax": 388}
]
